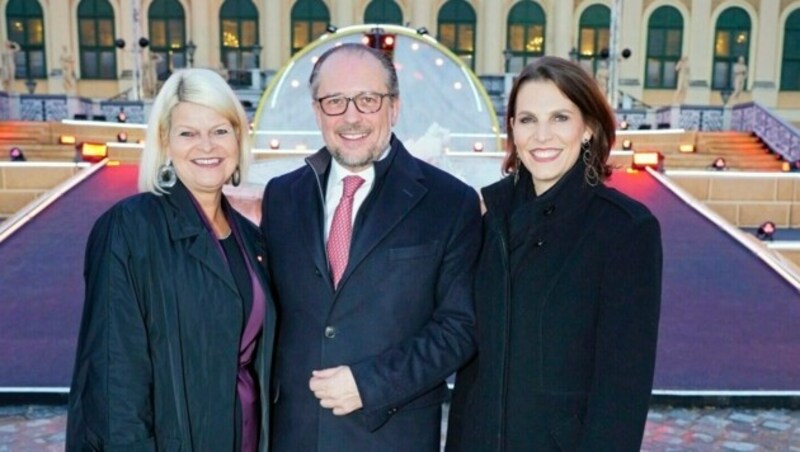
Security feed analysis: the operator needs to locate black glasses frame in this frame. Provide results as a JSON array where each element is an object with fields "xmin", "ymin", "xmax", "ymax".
[{"xmin": 316, "ymin": 92, "xmax": 395, "ymax": 116}]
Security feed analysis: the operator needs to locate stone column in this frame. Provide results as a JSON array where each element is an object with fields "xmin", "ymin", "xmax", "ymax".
[
  {"xmin": 480, "ymin": 0, "xmax": 503, "ymax": 74},
  {"xmin": 263, "ymin": 0, "xmax": 284, "ymax": 71},
  {"xmin": 751, "ymin": 1, "xmax": 779, "ymax": 107},
  {"xmin": 411, "ymin": 0, "xmax": 432, "ymax": 32},
  {"xmin": 687, "ymin": 0, "xmax": 713, "ymax": 104},
  {"xmin": 618, "ymin": 0, "xmax": 643, "ymax": 102},
  {"xmin": 551, "ymin": 0, "xmax": 575, "ymax": 59}
]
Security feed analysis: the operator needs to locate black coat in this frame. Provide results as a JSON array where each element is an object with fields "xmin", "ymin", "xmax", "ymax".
[
  {"xmin": 261, "ymin": 137, "xmax": 481, "ymax": 451},
  {"xmin": 67, "ymin": 181, "xmax": 276, "ymax": 451},
  {"xmin": 447, "ymin": 164, "xmax": 662, "ymax": 451}
]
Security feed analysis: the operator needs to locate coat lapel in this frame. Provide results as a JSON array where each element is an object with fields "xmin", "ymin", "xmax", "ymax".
[
  {"xmin": 164, "ymin": 182, "xmax": 238, "ymax": 294},
  {"xmin": 340, "ymin": 144, "xmax": 427, "ymax": 288},
  {"xmin": 294, "ymin": 150, "xmax": 330, "ymax": 285}
]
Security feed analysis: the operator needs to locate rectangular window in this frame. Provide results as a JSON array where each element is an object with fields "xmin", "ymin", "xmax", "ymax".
[
  {"xmin": 662, "ymin": 60, "xmax": 677, "ymax": 87},
  {"xmin": 439, "ymin": 24, "xmax": 455, "ymax": 49},
  {"xmin": 98, "ymin": 20, "xmax": 114, "ymax": 46},
  {"xmin": 781, "ymin": 61, "xmax": 800, "ymax": 90},
  {"xmin": 527, "ymin": 25, "xmax": 544, "ymax": 53},
  {"xmin": 666, "ymin": 30, "xmax": 681, "ymax": 57},
  {"xmin": 715, "ymin": 31, "xmax": 730, "ymax": 57},
  {"xmin": 80, "ymin": 20, "xmax": 97, "ymax": 46},
  {"xmin": 457, "ymin": 24, "xmax": 474, "ymax": 52},
  {"xmin": 648, "ymin": 30, "xmax": 664, "ymax": 55},
  {"xmin": 293, "ymin": 22, "xmax": 309, "ymax": 50},
  {"xmin": 241, "ymin": 20, "xmax": 257, "ymax": 47},
  {"xmin": 508, "ymin": 25, "xmax": 524, "ymax": 52},
  {"xmin": 14, "ymin": 52, "xmax": 26, "ymax": 79},
  {"xmin": 646, "ymin": 59, "xmax": 662, "ymax": 86},
  {"xmin": 151, "ymin": 21, "xmax": 167, "ymax": 47},
  {"xmin": 27, "ymin": 19, "xmax": 44, "ymax": 45},
  {"xmin": 311, "ymin": 21, "xmax": 327, "ymax": 41},
  {"xmin": 99, "ymin": 51, "xmax": 115, "ymax": 78},
  {"xmin": 81, "ymin": 50, "xmax": 97, "ymax": 77},
  {"xmin": 168, "ymin": 20, "xmax": 184, "ymax": 48},
  {"xmin": 222, "ymin": 20, "xmax": 239, "ymax": 47},
  {"xmin": 580, "ymin": 29, "xmax": 595, "ymax": 55},
  {"xmin": 29, "ymin": 50, "xmax": 45, "ymax": 78},
  {"xmin": 713, "ymin": 61, "xmax": 730, "ymax": 89}
]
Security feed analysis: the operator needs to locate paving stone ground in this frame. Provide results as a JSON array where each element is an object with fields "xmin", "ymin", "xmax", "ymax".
[{"xmin": 1, "ymin": 405, "xmax": 799, "ymax": 451}]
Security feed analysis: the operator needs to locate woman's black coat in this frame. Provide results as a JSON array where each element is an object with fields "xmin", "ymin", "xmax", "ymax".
[
  {"xmin": 66, "ymin": 181, "xmax": 276, "ymax": 451},
  {"xmin": 447, "ymin": 165, "xmax": 662, "ymax": 451}
]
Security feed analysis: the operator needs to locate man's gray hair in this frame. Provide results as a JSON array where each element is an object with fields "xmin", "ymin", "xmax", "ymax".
[{"xmin": 308, "ymin": 43, "xmax": 399, "ymax": 99}]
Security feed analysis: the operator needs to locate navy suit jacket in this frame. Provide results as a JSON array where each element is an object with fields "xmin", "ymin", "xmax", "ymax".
[{"xmin": 261, "ymin": 136, "xmax": 481, "ymax": 451}]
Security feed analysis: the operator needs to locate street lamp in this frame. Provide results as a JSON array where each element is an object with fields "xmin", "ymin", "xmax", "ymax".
[
  {"xmin": 252, "ymin": 43, "xmax": 262, "ymax": 68},
  {"xmin": 502, "ymin": 48, "xmax": 513, "ymax": 73},
  {"xmin": 24, "ymin": 78, "xmax": 36, "ymax": 94},
  {"xmin": 186, "ymin": 40, "xmax": 196, "ymax": 68},
  {"xmin": 568, "ymin": 47, "xmax": 579, "ymax": 63}
]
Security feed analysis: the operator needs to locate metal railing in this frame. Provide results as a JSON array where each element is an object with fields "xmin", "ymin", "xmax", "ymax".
[{"xmin": 731, "ymin": 102, "xmax": 800, "ymax": 162}]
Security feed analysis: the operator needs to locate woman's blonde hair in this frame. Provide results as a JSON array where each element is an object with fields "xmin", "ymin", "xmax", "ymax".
[{"xmin": 138, "ymin": 68, "xmax": 251, "ymax": 194}]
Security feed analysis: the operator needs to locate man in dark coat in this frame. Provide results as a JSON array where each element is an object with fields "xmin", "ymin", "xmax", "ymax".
[{"xmin": 260, "ymin": 43, "xmax": 481, "ymax": 451}]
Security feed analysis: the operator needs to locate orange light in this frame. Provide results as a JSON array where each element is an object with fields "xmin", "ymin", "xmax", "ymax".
[
  {"xmin": 80, "ymin": 142, "xmax": 108, "ymax": 162},
  {"xmin": 106, "ymin": 160, "xmax": 121, "ymax": 166},
  {"xmin": 679, "ymin": 144, "xmax": 696, "ymax": 153},
  {"xmin": 622, "ymin": 139, "xmax": 633, "ymax": 150},
  {"xmin": 59, "ymin": 135, "xmax": 76, "ymax": 145},
  {"xmin": 632, "ymin": 150, "xmax": 663, "ymax": 171}
]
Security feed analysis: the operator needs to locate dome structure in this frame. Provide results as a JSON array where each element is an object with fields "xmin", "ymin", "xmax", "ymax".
[{"xmin": 249, "ymin": 24, "xmax": 504, "ymax": 187}]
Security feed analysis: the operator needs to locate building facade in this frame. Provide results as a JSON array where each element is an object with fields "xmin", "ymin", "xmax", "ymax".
[{"xmin": 1, "ymin": 0, "xmax": 799, "ymax": 119}]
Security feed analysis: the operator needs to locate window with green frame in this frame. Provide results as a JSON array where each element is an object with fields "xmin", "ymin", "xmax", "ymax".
[
  {"xmin": 577, "ymin": 4, "xmax": 610, "ymax": 75},
  {"xmin": 78, "ymin": 0, "xmax": 116, "ymax": 79},
  {"xmin": 148, "ymin": 0, "xmax": 186, "ymax": 81},
  {"xmin": 781, "ymin": 9, "xmax": 800, "ymax": 91},
  {"xmin": 712, "ymin": 7, "xmax": 750, "ymax": 90},
  {"xmin": 505, "ymin": 0, "xmax": 546, "ymax": 74},
  {"xmin": 5, "ymin": 0, "xmax": 46, "ymax": 79},
  {"xmin": 291, "ymin": 0, "xmax": 330, "ymax": 55},
  {"xmin": 364, "ymin": 0, "xmax": 403, "ymax": 25},
  {"xmin": 437, "ymin": 0, "xmax": 476, "ymax": 69},
  {"xmin": 220, "ymin": 0, "xmax": 259, "ymax": 82},
  {"xmin": 644, "ymin": 6, "xmax": 683, "ymax": 89}
]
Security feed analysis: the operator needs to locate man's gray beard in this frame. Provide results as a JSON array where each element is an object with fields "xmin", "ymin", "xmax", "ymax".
[{"xmin": 329, "ymin": 141, "xmax": 387, "ymax": 171}]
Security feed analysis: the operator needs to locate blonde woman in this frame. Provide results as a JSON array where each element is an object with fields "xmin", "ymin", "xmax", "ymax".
[{"xmin": 67, "ymin": 68, "xmax": 275, "ymax": 451}]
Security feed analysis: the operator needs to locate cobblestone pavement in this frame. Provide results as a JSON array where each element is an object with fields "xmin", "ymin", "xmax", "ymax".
[{"xmin": 1, "ymin": 405, "xmax": 799, "ymax": 451}]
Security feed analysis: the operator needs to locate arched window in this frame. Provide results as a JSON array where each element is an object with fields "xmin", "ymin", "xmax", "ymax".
[
  {"xmin": 644, "ymin": 6, "xmax": 683, "ymax": 89},
  {"xmin": 712, "ymin": 7, "xmax": 751, "ymax": 90},
  {"xmin": 5, "ymin": 0, "xmax": 46, "ymax": 79},
  {"xmin": 220, "ymin": 0, "xmax": 259, "ymax": 85},
  {"xmin": 505, "ymin": 0, "xmax": 546, "ymax": 73},
  {"xmin": 364, "ymin": 0, "xmax": 402, "ymax": 25},
  {"xmin": 437, "ymin": 0, "xmax": 476, "ymax": 69},
  {"xmin": 781, "ymin": 9, "xmax": 800, "ymax": 91},
  {"xmin": 291, "ymin": 0, "xmax": 330, "ymax": 55},
  {"xmin": 78, "ymin": 0, "xmax": 116, "ymax": 79},
  {"xmin": 148, "ymin": 0, "xmax": 186, "ymax": 80},
  {"xmin": 577, "ymin": 4, "xmax": 610, "ymax": 75}
]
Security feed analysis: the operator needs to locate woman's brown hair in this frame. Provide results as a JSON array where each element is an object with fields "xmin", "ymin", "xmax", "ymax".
[{"xmin": 502, "ymin": 56, "xmax": 616, "ymax": 184}]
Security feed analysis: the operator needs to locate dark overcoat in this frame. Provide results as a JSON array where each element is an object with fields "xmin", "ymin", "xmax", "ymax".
[
  {"xmin": 447, "ymin": 164, "xmax": 662, "ymax": 451},
  {"xmin": 67, "ymin": 181, "xmax": 276, "ymax": 451},
  {"xmin": 261, "ymin": 136, "xmax": 481, "ymax": 451}
]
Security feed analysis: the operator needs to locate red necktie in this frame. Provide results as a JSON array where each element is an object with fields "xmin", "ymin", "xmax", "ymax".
[{"xmin": 327, "ymin": 175, "xmax": 365, "ymax": 288}]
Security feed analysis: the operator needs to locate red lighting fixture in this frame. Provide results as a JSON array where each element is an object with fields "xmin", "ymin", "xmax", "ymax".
[
  {"xmin": 756, "ymin": 221, "xmax": 776, "ymax": 241},
  {"xmin": 80, "ymin": 142, "xmax": 108, "ymax": 162},
  {"xmin": 631, "ymin": 150, "xmax": 663, "ymax": 171}
]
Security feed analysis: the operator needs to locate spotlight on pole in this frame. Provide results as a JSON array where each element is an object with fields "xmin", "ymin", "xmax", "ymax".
[
  {"xmin": 711, "ymin": 157, "xmax": 727, "ymax": 171},
  {"xmin": 9, "ymin": 147, "xmax": 25, "ymax": 162},
  {"xmin": 756, "ymin": 221, "xmax": 776, "ymax": 241}
]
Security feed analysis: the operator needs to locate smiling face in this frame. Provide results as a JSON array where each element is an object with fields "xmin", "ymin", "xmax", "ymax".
[
  {"xmin": 167, "ymin": 101, "xmax": 239, "ymax": 199},
  {"xmin": 313, "ymin": 51, "xmax": 399, "ymax": 172},
  {"xmin": 511, "ymin": 80, "xmax": 592, "ymax": 195}
]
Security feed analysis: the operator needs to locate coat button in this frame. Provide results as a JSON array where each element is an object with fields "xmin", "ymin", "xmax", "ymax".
[
  {"xmin": 534, "ymin": 239, "xmax": 545, "ymax": 247},
  {"xmin": 324, "ymin": 326, "xmax": 336, "ymax": 338},
  {"xmin": 387, "ymin": 407, "xmax": 398, "ymax": 414},
  {"xmin": 544, "ymin": 205, "xmax": 555, "ymax": 216},
  {"xmin": 315, "ymin": 268, "xmax": 322, "ymax": 278}
]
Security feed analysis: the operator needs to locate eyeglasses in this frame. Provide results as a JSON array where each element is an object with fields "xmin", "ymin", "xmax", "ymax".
[{"xmin": 316, "ymin": 92, "xmax": 395, "ymax": 116}]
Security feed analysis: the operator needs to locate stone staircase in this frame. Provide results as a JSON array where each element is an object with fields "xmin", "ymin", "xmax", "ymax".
[
  {"xmin": 0, "ymin": 121, "xmax": 145, "ymax": 161},
  {"xmin": 663, "ymin": 131, "xmax": 785, "ymax": 171}
]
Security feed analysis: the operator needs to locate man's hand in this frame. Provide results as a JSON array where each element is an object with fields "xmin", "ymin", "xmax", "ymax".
[{"xmin": 309, "ymin": 365, "xmax": 363, "ymax": 415}]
